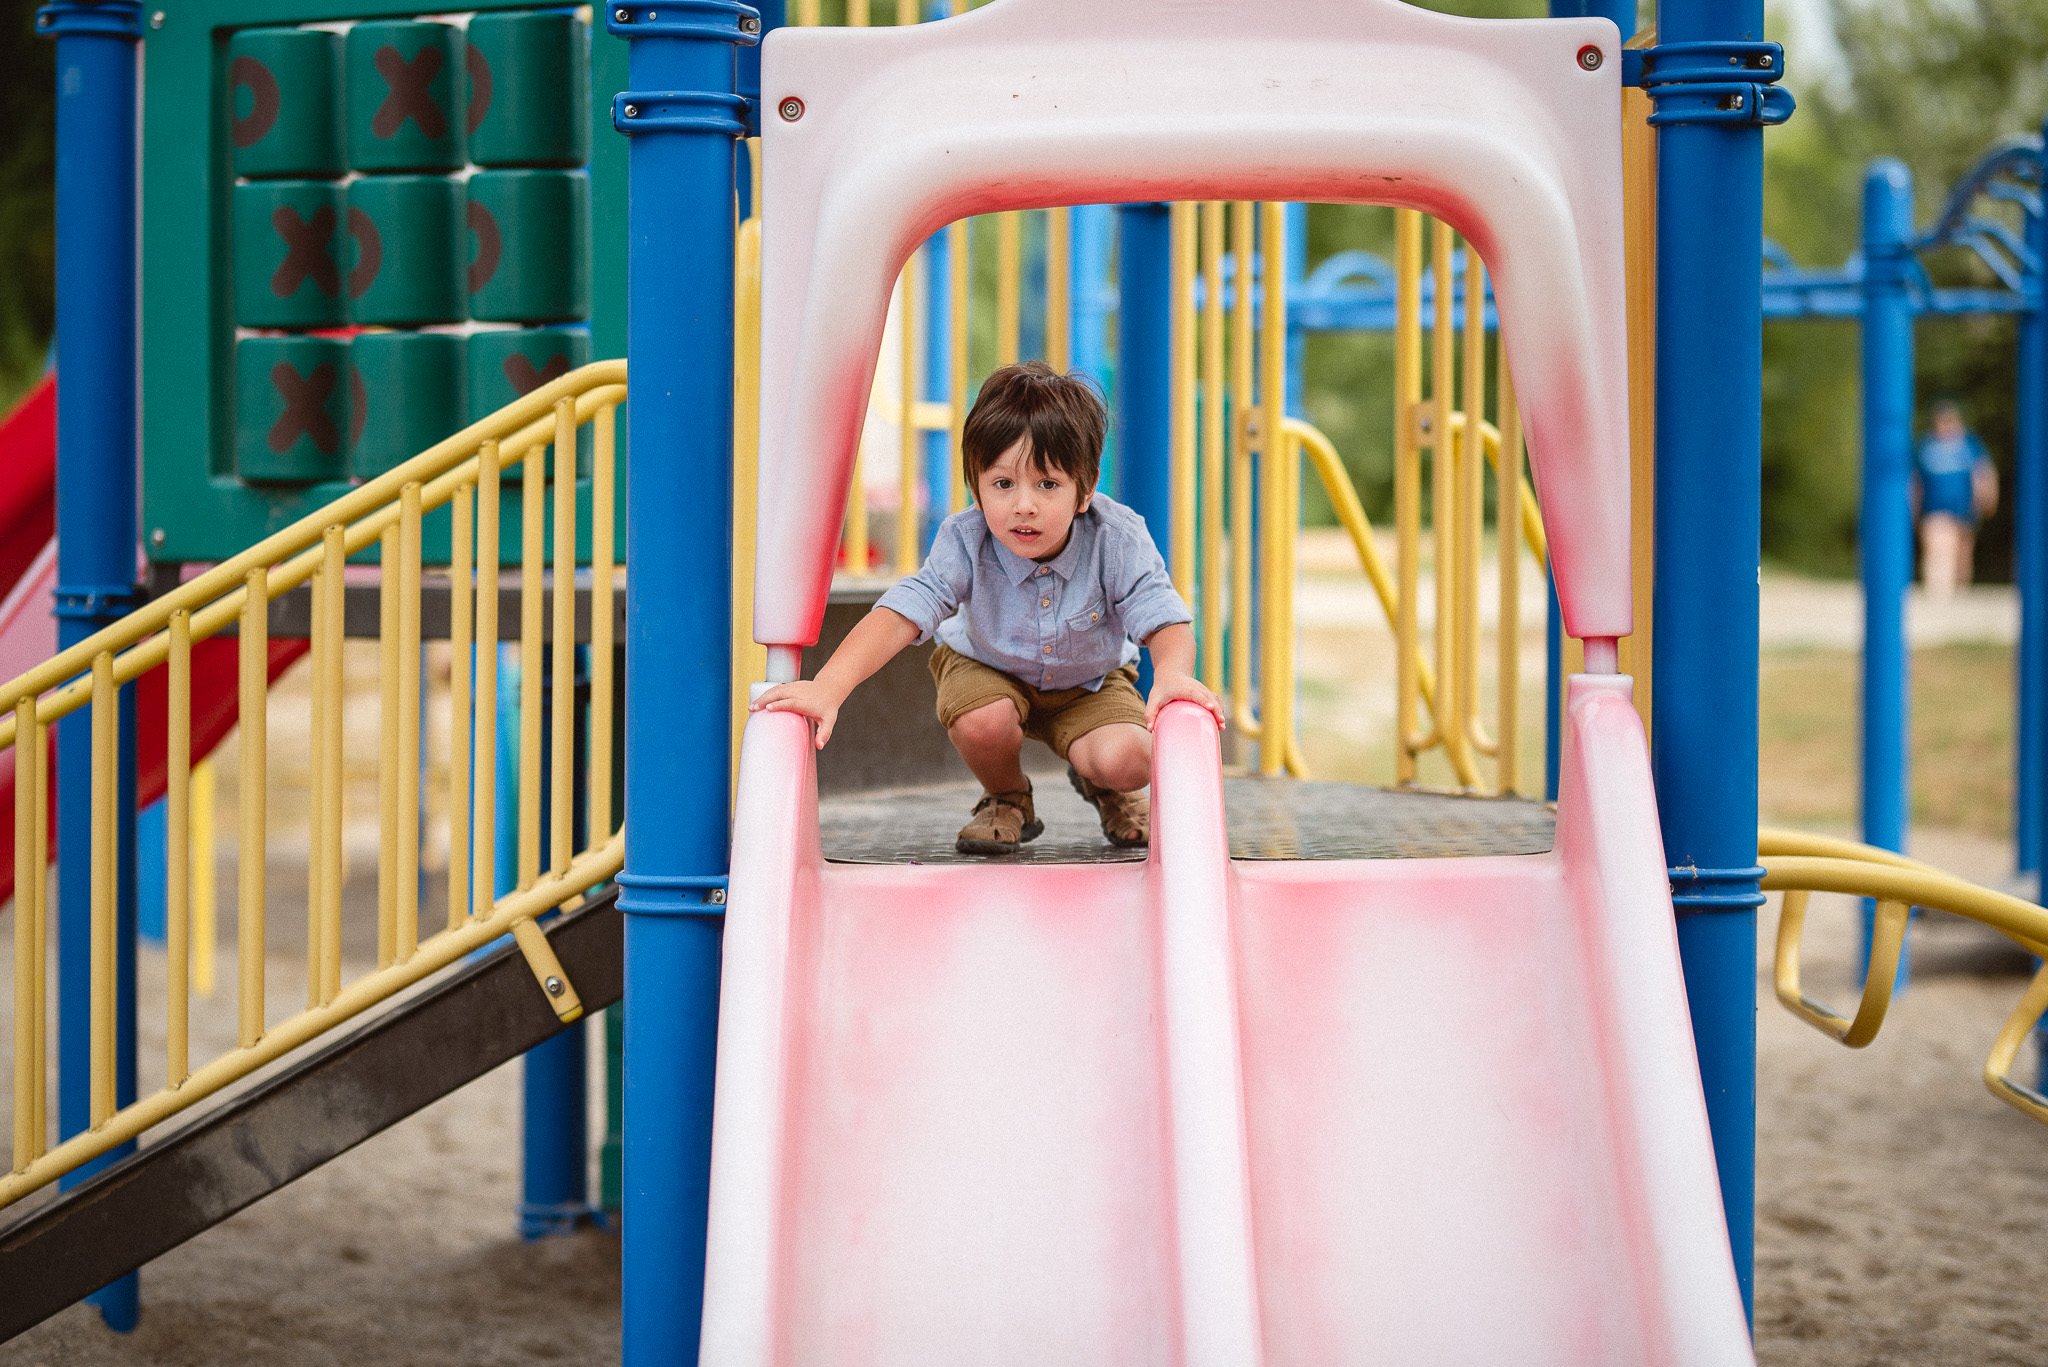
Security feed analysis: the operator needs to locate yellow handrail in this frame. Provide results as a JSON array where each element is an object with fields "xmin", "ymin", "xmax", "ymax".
[
  {"xmin": 4, "ymin": 361, "xmax": 629, "ymax": 1201},
  {"xmin": 1757, "ymin": 829, "xmax": 2048, "ymax": 1130}
]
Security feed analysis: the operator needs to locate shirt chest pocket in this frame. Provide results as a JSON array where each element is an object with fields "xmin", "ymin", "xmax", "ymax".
[{"xmin": 1062, "ymin": 595, "xmax": 1114, "ymax": 651}]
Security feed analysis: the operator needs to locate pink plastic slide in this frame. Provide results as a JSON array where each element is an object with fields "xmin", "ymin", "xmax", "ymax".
[{"xmin": 703, "ymin": 2, "xmax": 1754, "ymax": 1359}]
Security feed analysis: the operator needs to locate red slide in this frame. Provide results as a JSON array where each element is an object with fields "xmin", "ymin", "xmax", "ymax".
[{"xmin": 0, "ymin": 376, "xmax": 307, "ymax": 904}]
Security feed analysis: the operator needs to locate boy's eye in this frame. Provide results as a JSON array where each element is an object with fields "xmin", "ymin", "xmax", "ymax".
[
  {"xmin": 993, "ymin": 478, "xmax": 1013, "ymax": 490},
  {"xmin": 1038, "ymin": 479, "xmax": 1059, "ymax": 491}
]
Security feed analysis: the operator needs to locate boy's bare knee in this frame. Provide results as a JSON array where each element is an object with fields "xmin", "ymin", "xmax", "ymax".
[
  {"xmin": 949, "ymin": 699, "xmax": 1024, "ymax": 754},
  {"xmin": 1071, "ymin": 725, "xmax": 1151, "ymax": 792}
]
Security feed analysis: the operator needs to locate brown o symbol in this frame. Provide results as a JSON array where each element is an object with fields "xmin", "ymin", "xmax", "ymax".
[{"xmin": 230, "ymin": 56, "xmax": 282, "ymax": 149}]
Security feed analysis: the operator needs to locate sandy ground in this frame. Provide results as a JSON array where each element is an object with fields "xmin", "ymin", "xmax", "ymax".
[{"xmin": 6, "ymin": 558, "xmax": 2048, "ymax": 1364}]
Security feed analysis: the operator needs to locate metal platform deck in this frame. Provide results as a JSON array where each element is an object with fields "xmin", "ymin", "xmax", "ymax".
[{"xmin": 820, "ymin": 778, "xmax": 1556, "ymax": 865}]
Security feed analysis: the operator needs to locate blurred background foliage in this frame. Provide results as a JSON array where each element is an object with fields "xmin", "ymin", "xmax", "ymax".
[{"xmin": 1, "ymin": 0, "xmax": 2044, "ymax": 580}]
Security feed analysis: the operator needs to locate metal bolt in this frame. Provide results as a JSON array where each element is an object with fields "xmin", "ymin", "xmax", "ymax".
[
  {"xmin": 150, "ymin": 10, "xmax": 165, "ymax": 28},
  {"xmin": 37, "ymin": 12, "xmax": 50, "ymax": 24},
  {"xmin": 615, "ymin": 6, "xmax": 631, "ymax": 21},
  {"xmin": 1720, "ymin": 92, "xmax": 1745, "ymax": 110},
  {"xmin": 1729, "ymin": 55, "xmax": 1741, "ymax": 66},
  {"xmin": 1577, "ymin": 45, "xmax": 1603, "ymax": 71},
  {"xmin": 544, "ymin": 975, "xmax": 565, "ymax": 997},
  {"xmin": 624, "ymin": 103, "xmax": 640, "ymax": 118},
  {"xmin": 779, "ymin": 95, "xmax": 805, "ymax": 122},
  {"xmin": 740, "ymin": 14, "xmax": 761, "ymax": 32},
  {"xmin": 709, "ymin": 888, "xmax": 727, "ymax": 905},
  {"xmin": 150, "ymin": 528, "xmax": 166, "ymax": 546}
]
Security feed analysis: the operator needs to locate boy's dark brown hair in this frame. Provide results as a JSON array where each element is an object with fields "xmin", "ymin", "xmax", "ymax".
[{"xmin": 961, "ymin": 361, "xmax": 1107, "ymax": 496}]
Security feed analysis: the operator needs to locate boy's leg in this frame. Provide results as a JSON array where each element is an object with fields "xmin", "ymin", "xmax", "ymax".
[
  {"xmin": 948, "ymin": 698, "xmax": 1031, "ymax": 795},
  {"xmin": 1045, "ymin": 668, "xmax": 1153, "ymax": 848},
  {"xmin": 1066, "ymin": 722, "xmax": 1152, "ymax": 794}
]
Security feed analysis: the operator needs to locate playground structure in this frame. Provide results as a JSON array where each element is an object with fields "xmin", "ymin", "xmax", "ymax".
[{"xmin": 7, "ymin": 0, "xmax": 2048, "ymax": 1360}]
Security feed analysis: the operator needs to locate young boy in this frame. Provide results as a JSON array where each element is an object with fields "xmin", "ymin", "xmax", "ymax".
[{"xmin": 751, "ymin": 361, "xmax": 1225, "ymax": 854}]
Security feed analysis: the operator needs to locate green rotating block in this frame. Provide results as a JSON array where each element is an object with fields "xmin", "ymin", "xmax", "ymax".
[
  {"xmin": 346, "ymin": 21, "xmax": 464, "ymax": 174},
  {"xmin": 470, "ymin": 326, "xmax": 591, "ymax": 475},
  {"xmin": 465, "ymin": 170, "xmax": 590, "ymax": 324},
  {"xmin": 236, "ymin": 336, "xmax": 349, "ymax": 484},
  {"xmin": 345, "ymin": 175, "xmax": 465, "ymax": 326},
  {"xmin": 232, "ymin": 180, "xmax": 344, "ymax": 328},
  {"xmin": 466, "ymin": 11, "xmax": 590, "ymax": 169},
  {"xmin": 349, "ymin": 331, "xmax": 466, "ymax": 481},
  {"xmin": 229, "ymin": 28, "xmax": 343, "ymax": 179}
]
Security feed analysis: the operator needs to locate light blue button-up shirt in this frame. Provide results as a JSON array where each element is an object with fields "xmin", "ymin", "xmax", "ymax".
[{"xmin": 875, "ymin": 493, "xmax": 1192, "ymax": 692}]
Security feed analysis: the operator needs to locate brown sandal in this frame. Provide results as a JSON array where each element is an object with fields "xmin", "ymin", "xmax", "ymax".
[
  {"xmin": 1068, "ymin": 766, "xmax": 1149, "ymax": 848},
  {"xmin": 955, "ymin": 787, "xmax": 1044, "ymax": 855}
]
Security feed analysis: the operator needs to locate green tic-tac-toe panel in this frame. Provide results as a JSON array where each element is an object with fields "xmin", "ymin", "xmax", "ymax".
[{"xmin": 142, "ymin": 3, "xmax": 629, "ymax": 568}]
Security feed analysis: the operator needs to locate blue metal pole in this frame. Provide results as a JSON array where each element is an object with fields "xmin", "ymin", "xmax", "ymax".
[
  {"xmin": 922, "ymin": 225, "xmax": 952, "ymax": 547},
  {"xmin": 1859, "ymin": 160, "xmax": 1916, "ymax": 984},
  {"xmin": 609, "ymin": 5, "xmax": 750, "ymax": 1361},
  {"xmin": 1648, "ymin": 3, "xmax": 1784, "ymax": 1323},
  {"xmin": 1117, "ymin": 202, "xmax": 1172, "ymax": 694},
  {"xmin": 2017, "ymin": 131, "xmax": 2048, "ymax": 885},
  {"xmin": 41, "ymin": 0, "xmax": 144, "ymax": 1332},
  {"xmin": 1073, "ymin": 204, "xmax": 1117, "ymax": 485},
  {"xmin": 1284, "ymin": 203, "xmax": 1308, "ymax": 419}
]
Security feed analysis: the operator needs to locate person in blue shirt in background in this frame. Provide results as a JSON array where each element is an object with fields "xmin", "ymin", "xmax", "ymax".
[{"xmin": 1914, "ymin": 399, "xmax": 1998, "ymax": 598}]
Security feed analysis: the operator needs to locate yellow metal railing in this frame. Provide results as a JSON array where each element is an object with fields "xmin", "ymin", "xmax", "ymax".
[
  {"xmin": 2, "ymin": 362, "xmax": 628, "ymax": 1209},
  {"xmin": 1759, "ymin": 828, "xmax": 2048, "ymax": 1130}
]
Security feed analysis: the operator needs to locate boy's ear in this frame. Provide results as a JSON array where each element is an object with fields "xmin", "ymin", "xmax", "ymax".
[{"xmin": 1077, "ymin": 485, "xmax": 1094, "ymax": 514}]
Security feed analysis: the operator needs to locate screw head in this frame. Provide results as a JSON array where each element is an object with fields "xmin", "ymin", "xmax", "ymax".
[
  {"xmin": 778, "ymin": 95, "xmax": 804, "ymax": 122},
  {"xmin": 710, "ymin": 887, "xmax": 727, "ymax": 905},
  {"xmin": 1720, "ymin": 92, "xmax": 1746, "ymax": 110},
  {"xmin": 1576, "ymin": 45, "xmax": 1603, "ymax": 71},
  {"xmin": 740, "ymin": 14, "xmax": 761, "ymax": 33},
  {"xmin": 614, "ymin": 7, "xmax": 631, "ymax": 21},
  {"xmin": 623, "ymin": 103, "xmax": 640, "ymax": 118},
  {"xmin": 150, "ymin": 10, "xmax": 165, "ymax": 28},
  {"xmin": 544, "ymin": 975, "xmax": 565, "ymax": 997},
  {"xmin": 150, "ymin": 528, "xmax": 166, "ymax": 546}
]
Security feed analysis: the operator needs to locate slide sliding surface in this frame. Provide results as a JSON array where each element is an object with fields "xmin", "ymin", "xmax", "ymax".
[{"xmin": 704, "ymin": 680, "xmax": 1751, "ymax": 1365}]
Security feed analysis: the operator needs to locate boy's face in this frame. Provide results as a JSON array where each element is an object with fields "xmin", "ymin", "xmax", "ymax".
[{"xmin": 975, "ymin": 436, "xmax": 1091, "ymax": 561}]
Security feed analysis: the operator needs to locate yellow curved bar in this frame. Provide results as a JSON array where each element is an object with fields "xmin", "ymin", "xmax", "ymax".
[
  {"xmin": 1442, "ymin": 410, "xmax": 1547, "ymax": 565},
  {"xmin": 1985, "ymin": 965, "xmax": 2048, "ymax": 1126},
  {"xmin": 1773, "ymin": 888, "xmax": 1908, "ymax": 1048},
  {"xmin": 1759, "ymin": 855, "xmax": 2048, "ymax": 952}
]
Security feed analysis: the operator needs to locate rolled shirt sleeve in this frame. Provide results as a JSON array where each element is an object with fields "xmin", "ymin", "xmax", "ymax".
[
  {"xmin": 1107, "ymin": 511, "xmax": 1193, "ymax": 647},
  {"xmin": 874, "ymin": 517, "xmax": 973, "ymax": 643}
]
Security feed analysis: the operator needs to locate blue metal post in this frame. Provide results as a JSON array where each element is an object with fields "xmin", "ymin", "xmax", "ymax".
[
  {"xmin": 1647, "ymin": 5, "xmax": 1787, "ymax": 1322},
  {"xmin": 41, "ymin": 0, "xmax": 144, "ymax": 1332},
  {"xmin": 609, "ymin": 5, "xmax": 750, "ymax": 1361},
  {"xmin": 2018, "ymin": 130, "xmax": 2048, "ymax": 883},
  {"xmin": 923, "ymin": 225, "xmax": 953, "ymax": 544},
  {"xmin": 1117, "ymin": 203, "xmax": 1172, "ymax": 694},
  {"xmin": 1073, "ymin": 204, "xmax": 1118, "ymax": 484},
  {"xmin": 1859, "ymin": 161, "xmax": 1916, "ymax": 982},
  {"xmin": 1284, "ymin": 203, "xmax": 1308, "ymax": 419}
]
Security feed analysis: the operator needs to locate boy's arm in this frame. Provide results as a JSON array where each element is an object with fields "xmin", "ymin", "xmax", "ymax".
[
  {"xmin": 1142, "ymin": 622, "xmax": 1225, "ymax": 730},
  {"xmin": 750, "ymin": 607, "xmax": 920, "ymax": 748}
]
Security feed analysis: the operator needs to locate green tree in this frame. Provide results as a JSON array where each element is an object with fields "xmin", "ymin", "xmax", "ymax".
[{"xmin": 0, "ymin": 0, "xmax": 54, "ymax": 412}]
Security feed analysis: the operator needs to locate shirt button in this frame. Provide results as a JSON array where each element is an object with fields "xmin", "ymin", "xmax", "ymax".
[
  {"xmin": 1037, "ymin": 567, "xmax": 1049, "ymax": 577},
  {"xmin": 1090, "ymin": 611, "xmax": 1099, "ymax": 622},
  {"xmin": 1043, "ymin": 645, "xmax": 1053, "ymax": 655},
  {"xmin": 1041, "ymin": 597, "xmax": 1051, "ymax": 608}
]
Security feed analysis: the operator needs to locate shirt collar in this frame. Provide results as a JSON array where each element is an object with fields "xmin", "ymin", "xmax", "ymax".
[{"xmin": 992, "ymin": 509, "xmax": 1090, "ymax": 585}]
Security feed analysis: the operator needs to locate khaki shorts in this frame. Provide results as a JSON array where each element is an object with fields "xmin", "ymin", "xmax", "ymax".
[{"xmin": 929, "ymin": 644, "xmax": 1145, "ymax": 760}]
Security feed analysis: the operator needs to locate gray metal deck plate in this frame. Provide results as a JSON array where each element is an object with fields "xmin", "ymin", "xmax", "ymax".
[{"xmin": 820, "ymin": 778, "xmax": 1556, "ymax": 865}]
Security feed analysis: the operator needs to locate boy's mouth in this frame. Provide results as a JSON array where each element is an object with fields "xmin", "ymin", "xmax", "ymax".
[{"xmin": 1010, "ymin": 526, "xmax": 1041, "ymax": 541}]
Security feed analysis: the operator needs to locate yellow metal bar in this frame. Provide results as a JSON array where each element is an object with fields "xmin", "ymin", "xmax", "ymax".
[
  {"xmin": 996, "ymin": 211, "xmax": 1021, "ymax": 365},
  {"xmin": 1987, "ymin": 964, "xmax": 2048, "ymax": 1127},
  {"xmin": 14, "ymin": 698, "xmax": 38, "ymax": 1167},
  {"xmin": 895, "ymin": 0, "xmax": 916, "ymax": 22},
  {"xmin": 448, "ymin": 483, "xmax": 474, "ymax": 933},
  {"xmin": 1045, "ymin": 208, "xmax": 1071, "ymax": 372},
  {"xmin": 397, "ymin": 483, "xmax": 422, "ymax": 959},
  {"xmin": 30, "ymin": 719, "xmax": 46, "ymax": 1154},
  {"xmin": 1496, "ymin": 357, "xmax": 1523, "ymax": 795},
  {"xmin": 520, "ymin": 434, "xmax": 544, "ymax": 891},
  {"xmin": 848, "ymin": 0, "xmax": 869, "ymax": 23},
  {"xmin": 166, "ymin": 611, "xmax": 191, "ymax": 1088},
  {"xmin": 1198, "ymin": 201, "xmax": 1225, "ymax": 693},
  {"xmin": 1228, "ymin": 200, "xmax": 1256, "ymax": 732},
  {"xmin": 0, "ymin": 365, "xmax": 625, "ymax": 745},
  {"xmin": 510, "ymin": 917, "xmax": 584, "ymax": 1024},
  {"xmin": 1440, "ymin": 411, "xmax": 1546, "ymax": 562},
  {"xmin": 794, "ymin": 0, "xmax": 818, "ymax": 23},
  {"xmin": 0, "ymin": 834, "xmax": 625, "ymax": 1210},
  {"xmin": 317, "ymin": 526, "xmax": 345, "ymax": 1006},
  {"xmin": 844, "ymin": 433, "xmax": 869, "ymax": 572},
  {"xmin": 1429, "ymin": 221, "xmax": 1460, "ymax": 781},
  {"xmin": 1258, "ymin": 201, "xmax": 1289, "ymax": 777},
  {"xmin": 897, "ymin": 254, "xmax": 921, "ymax": 575},
  {"xmin": 191, "ymin": 755, "xmax": 216, "ymax": 998},
  {"xmin": 1169, "ymin": 201, "xmax": 1197, "ymax": 600},
  {"xmin": 948, "ymin": 218, "xmax": 969, "ymax": 512},
  {"xmin": 1460, "ymin": 249, "xmax": 1487, "ymax": 776},
  {"xmin": 1773, "ymin": 889, "xmax": 1907, "ymax": 1049},
  {"xmin": 377, "ymin": 525, "xmax": 400, "ymax": 970},
  {"xmin": 591, "ymin": 406, "xmax": 618, "ymax": 844},
  {"xmin": 552, "ymin": 403, "xmax": 576, "ymax": 878},
  {"xmin": 1621, "ymin": 54, "xmax": 1660, "ymax": 736},
  {"xmin": 238, "ymin": 567, "xmax": 267, "ymax": 1047},
  {"xmin": 90, "ymin": 652, "xmax": 115, "ymax": 1127},
  {"xmin": 733, "ymin": 214, "xmax": 765, "ymax": 768},
  {"xmin": 474, "ymin": 443, "xmax": 501, "ymax": 919},
  {"xmin": 1393, "ymin": 209, "xmax": 1422, "ymax": 784}
]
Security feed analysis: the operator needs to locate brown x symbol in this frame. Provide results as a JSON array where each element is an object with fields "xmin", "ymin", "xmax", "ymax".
[
  {"xmin": 271, "ymin": 205, "xmax": 340, "ymax": 300},
  {"xmin": 269, "ymin": 362, "xmax": 342, "ymax": 456},
  {"xmin": 504, "ymin": 353, "xmax": 571, "ymax": 395},
  {"xmin": 371, "ymin": 45, "xmax": 447, "ymax": 141}
]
